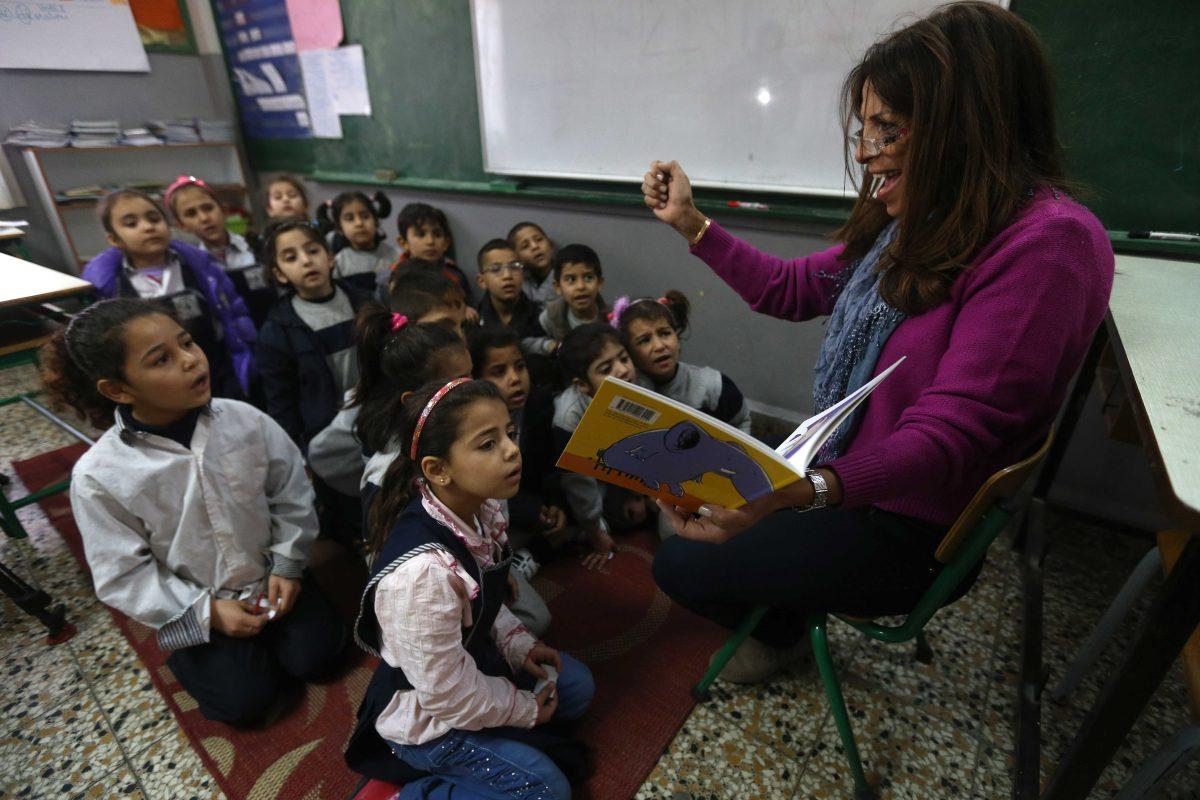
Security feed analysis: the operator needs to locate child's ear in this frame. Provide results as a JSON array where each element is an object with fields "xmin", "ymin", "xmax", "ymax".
[
  {"xmin": 421, "ymin": 456, "xmax": 450, "ymax": 487},
  {"xmin": 272, "ymin": 266, "xmax": 290, "ymax": 286},
  {"xmin": 96, "ymin": 377, "xmax": 136, "ymax": 406},
  {"xmin": 396, "ymin": 234, "xmax": 409, "ymax": 252},
  {"xmin": 553, "ymin": 280, "xmax": 564, "ymax": 297},
  {"xmin": 105, "ymin": 232, "xmax": 122, "ymax": 250},
  {"xmin": 476, "ymin": 272, "xmax": 487, "ymax": 289}
]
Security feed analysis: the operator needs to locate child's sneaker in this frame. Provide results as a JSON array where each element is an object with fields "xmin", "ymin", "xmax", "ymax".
[{"xmin": 511, "ymin": 548, "xmax": 540, "ymax": 581}]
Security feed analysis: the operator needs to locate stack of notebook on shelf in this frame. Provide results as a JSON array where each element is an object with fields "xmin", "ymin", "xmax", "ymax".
[
  {"xmin": 118, "ymin": 127, "xmax": 164, "ymax": 147},
  {"xmin": 197, "ymin": 119, "xmax": 236, "ymax": 143},
  {"xmin": 4, "ymin": 120, "xmax": 71, "ymax": 148},
  {"xmin": 70, "ymin": 120, "xmax": 121, "ymax": 148},
  {"xmin": 148, "ymin": 119, "xmax": 201, "ymax": 144}
]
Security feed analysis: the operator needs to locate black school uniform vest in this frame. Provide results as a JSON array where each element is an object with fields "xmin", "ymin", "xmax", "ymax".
[
  {"xmin": 344, "ymin": 497, "xmax": 588, "ymax": 786},
  {"xmin": 344, "ymin": 497, "xmax": 514, "ymax": 783}
]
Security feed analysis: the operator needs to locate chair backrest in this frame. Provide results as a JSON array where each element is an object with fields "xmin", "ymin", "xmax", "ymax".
[{"xmin": 933, "ymin": 425, "xmax": 1057, "ymax": 564}]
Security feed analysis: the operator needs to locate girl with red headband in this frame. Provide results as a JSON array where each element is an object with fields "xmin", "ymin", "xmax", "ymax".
[{"xmin": 346, "ymin": 378, "xmax": 593, "ymax": 796}]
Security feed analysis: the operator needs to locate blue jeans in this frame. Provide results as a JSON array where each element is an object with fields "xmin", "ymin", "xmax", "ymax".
[{"xmin": 390, "ymin": 654, "xmax": 594, "ymax": 800}]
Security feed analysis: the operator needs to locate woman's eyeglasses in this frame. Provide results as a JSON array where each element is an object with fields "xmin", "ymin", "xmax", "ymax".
[{"xmin": 848, "ymin": 125, "xmax": 908, "ymax": 157}]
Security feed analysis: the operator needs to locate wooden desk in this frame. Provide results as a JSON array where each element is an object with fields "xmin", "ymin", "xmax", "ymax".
[
  {"xmin": 0, "ymin": 253, "xmax": 91, "ymax": 358},
  {"xmin": 1022, "ymin": 255, "xmax": 1200, "ymax": 799}
]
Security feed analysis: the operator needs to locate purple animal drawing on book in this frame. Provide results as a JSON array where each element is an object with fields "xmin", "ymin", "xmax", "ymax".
[{"xmin": 596, "ymin": 421, "xmax": 772, "ymax": 504}]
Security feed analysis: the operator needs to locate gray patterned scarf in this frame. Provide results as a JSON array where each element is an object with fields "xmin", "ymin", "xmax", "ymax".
[{"xmin": 811, "ymin": 220, "xmax": 905, "ymax": 461}]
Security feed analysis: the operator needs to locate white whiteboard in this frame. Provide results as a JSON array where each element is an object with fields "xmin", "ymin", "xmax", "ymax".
[
  {"xmin": 0, "ymin": 0, "xmax": 149, "ymax": 73},
  {"xmin": 472, "ymin": 0, "xmax": 1006, "ymax": 197}
]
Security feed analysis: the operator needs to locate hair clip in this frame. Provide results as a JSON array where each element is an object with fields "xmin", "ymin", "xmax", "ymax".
[
  {"xmin": 657, "ymin": 296, "xmax": 670, "ymax": 305},
  {"xmin": 391, "ymin": 313, "xmax": 408, "ymax": 332},
  {"xmin": 608, "ymin": 295, "xmax": 632, "ymax": 329}
]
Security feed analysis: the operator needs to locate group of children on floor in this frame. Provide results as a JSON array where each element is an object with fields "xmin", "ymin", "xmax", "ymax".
[{"xmin": 45, "ymin": 174, "xmax": 754, "ymax": 798}]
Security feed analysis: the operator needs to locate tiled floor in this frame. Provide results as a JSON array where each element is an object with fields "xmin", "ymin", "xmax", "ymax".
[{"xmin": 2, "ymin": 360, "xmax": 1198, "ymax": 799}]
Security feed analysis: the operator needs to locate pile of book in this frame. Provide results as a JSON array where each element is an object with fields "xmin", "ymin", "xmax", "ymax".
[
  {"xmin": 147, "ymin": 119, "xmax": 201, "ymax": 144},
  {"xmin": 118, "ymin": 127, "xmax": 164, "ymax": 147},
  {"xmin": 4, "ymin": 120, "xmax": 70, "ymax": 148},
  {"xmin": 198, "ymin": 119, "xmax": 236, "ymax": 143},
  {"xmin": 70, "ymin": 120, "xmax": 120, "ymax": 148}
]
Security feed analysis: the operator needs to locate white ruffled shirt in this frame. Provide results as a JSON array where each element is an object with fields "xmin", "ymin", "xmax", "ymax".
[{"xmin": 373, "ymin": 484, "xmax": 539, "ymax": 745}]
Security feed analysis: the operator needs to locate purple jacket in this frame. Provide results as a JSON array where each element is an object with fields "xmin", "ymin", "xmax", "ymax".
[
  {"xmin": 692, "ymin": 187, "xmax": 1115, "ymax": 526},
  {"xmin": 82, "ymin": 241, "xmax": 258, "ymax": 394}
]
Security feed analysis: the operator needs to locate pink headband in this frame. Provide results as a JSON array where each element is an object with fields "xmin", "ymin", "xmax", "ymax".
[
  {"xmin": 391, "ymin": 313, "xmax": 408, "ymax": 332},
  {"xmin": 163, "ymin": 175, "xmax": 214, "ymax": 211},
  {"xmin": 607, "ymin": 295, "xmax": 671, "ymax": 328},
  {"xmin": 410, "ymin": 378, "xmax": 472, "ymax": 461}
]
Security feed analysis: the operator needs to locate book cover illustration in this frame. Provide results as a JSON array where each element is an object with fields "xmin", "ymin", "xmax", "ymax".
[{"xmin": 556, "ymin": 357, "xmax": 903, "ymax": 513}]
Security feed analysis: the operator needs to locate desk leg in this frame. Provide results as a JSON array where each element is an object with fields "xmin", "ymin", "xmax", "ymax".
[
  {"xmin": 1040, "ymin": 536, "xmax": 1200, "ymax": 800},
  {"xmin": 1013, "ymin": 326, "xmax": 1108, "ymax": 800}
]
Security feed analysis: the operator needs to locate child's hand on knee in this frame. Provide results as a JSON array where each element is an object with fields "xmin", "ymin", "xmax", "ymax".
[
  {"xmin": 538, "ymin": 505, "xmax": 567, "ymax": 536},
  {"xmin": 582, "ymin": 525, "xmax": 614, "ymax": 571},
  {"xmin": 533, "ymin": 682, "xmax": 559, "ymax": 725},
  {"xmin": 522, "ymin": 642, "xmax": 563, "ymax": 679},
  {"xmin": 212, "ymin": 598, "xmax": 268, "ymax": 638},
  {"xmin": 268, "ymin": 575, "xmax": 302, "ymax": 617}
]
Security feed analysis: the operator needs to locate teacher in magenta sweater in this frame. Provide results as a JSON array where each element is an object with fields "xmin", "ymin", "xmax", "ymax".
[{"xmin": 643, "ymin": 2, "xmax": 1114, "ymax": 683}]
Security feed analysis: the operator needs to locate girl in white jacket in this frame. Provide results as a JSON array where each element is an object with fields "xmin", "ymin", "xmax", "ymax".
[{"xmin": 42, "ymin": 298, "xmax": 345, "ymax": 725}]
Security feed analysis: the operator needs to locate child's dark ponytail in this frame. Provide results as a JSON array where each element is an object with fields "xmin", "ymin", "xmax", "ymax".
[
  {"xmin": 315, "ymin": 199, "xmax": 337, "ymax": 247},
  {"xmin": 351, "ymin": 301, "xmax": 468, "ymax": 454},
  {"xmin": 367, "ymin": 378, "xmax": 503, "ymax": 554},
  {"xmin": 370, "ymin": 191, "xmax": 392, "ymax": 221},
  {"xmin": 614, "ymin": 289, "xmax": 691, "ymax": 343},
  {"xmin": 39, "ymin": 298, "xmax": 178, "ymax": 429}
]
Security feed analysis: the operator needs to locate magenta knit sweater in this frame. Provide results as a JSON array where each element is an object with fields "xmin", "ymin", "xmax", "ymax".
[{"xmin": 691, "ymin": 188, "xmax": 1115, "ymax": 525}]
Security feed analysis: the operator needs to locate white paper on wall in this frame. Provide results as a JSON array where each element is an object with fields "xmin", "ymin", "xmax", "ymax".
[
  {"xmin": 298, "ymin": 49, "xmax": 343, "ymax": 138},
  {"xmin": 0, "ymin": 0, "xmax": 149, "ymax": 72}
]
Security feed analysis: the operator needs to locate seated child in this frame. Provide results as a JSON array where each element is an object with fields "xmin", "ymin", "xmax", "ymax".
[
  {"xmin": 554, "ymin": 323, "xmax": 653, "ymax": 570},
  {"xmin": 256, "ymin": 219, "xmax": 371, "ymax": 451},
  {"xmin": 317, "ymin": 191, "xmax": 399, "ymax": 294},
  {"xmin": 389, "ymin": 201, "xmax": 474, "ymax": 304},
  {"xmin": 531, "ymin": 244, "xmax": 609, "ymax": 357},
  {"xmin": 164, "ymin": 175, "xmax": 275, "ymax": 328},
  {"xmin": 507, "ymin": 220, "xmax": 558, "ymax": 308},
  {"xmin": 614, "ymin": 291, "xmax": 753, "ymax": 433},
  {"xmin": 308, "ymin": 269, "xmax": 471, "ymax": 503},
  {"xmin": 469, "ymin": 326, "xmax": 564, "ymax": 632},
  {"xmin": 475, "ymin": 238, "xmax": 556, "ymax": 387},
  {"xmin": 264, "ymin": 174, "xmax": 310, "ymax": 222},
  {"xmin": 345, "ymin": 378, "xmax": 593, "ymax": 794},
  {"xmin": 468, "ymin": 325, "xmax": 565, "ymax": 556},
  {"xmin": 45, "ymin": 298, "xmax": 343, "ymax": 725},
  {"xmin": 82, "ymin": 189, "xmax": 257, "ymax": 401}
]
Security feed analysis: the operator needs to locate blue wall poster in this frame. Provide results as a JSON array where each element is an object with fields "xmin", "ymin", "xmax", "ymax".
[{"xmin": 214, "ymin": 0, "xmax": 312, "ymax": 139}]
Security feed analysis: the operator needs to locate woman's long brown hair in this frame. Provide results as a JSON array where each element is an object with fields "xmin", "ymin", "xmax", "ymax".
[{"xmin": 834, "ymin": 2, "xmax": 1075, "ymax": 315}]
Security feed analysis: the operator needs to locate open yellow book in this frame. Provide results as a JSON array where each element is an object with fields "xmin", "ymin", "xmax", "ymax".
[{"xmin": 556, "ymin": 357, "xmax": 904, "ymax": 512}]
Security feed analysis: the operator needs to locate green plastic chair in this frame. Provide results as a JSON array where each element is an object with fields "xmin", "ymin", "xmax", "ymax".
[{"xmin": 692, "ymin": 429, "xmax": 1055, "ymax": 799}]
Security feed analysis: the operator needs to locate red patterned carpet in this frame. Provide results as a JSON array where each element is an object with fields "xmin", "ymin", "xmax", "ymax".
[{"xmin": 15, "ymin": 444, "xmax": 727, "ymax": 800}]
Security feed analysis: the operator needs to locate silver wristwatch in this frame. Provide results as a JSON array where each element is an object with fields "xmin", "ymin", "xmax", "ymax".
[{"xmin": 792, "ymin": 469, "xmax": 829, "ymax": 513}]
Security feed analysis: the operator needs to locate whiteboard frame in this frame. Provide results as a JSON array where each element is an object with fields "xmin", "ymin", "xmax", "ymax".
[{"xmin": 471, "ymin": 0, "xmax": 1006, "ymax": 199}]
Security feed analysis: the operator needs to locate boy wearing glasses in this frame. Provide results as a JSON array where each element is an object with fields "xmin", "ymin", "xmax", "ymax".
[{"xmin": 475, "ymin": 239, "xmax": 561, "ymax": 388}]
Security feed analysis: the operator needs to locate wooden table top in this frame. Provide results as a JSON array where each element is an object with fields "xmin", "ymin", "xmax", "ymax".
[
  {"xmin": 0, "ymin": 253, "xmax": 91, "ymax": 309},
  {"xmin": 1108, "ymin": 254, "xmax": 1200, "ymax": 527}
]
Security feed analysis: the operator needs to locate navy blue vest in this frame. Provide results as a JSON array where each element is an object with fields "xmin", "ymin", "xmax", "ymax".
[{"xmin": 344, "ymin": 497, "xmax": 513, "ymax": 783}]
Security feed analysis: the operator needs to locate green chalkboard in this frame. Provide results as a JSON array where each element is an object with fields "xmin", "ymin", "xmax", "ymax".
[
  {"xmin": 1014, "ymin": 0, "xmax": 1199, "ymax": 233},
  {"xmin": 237, "ymin": 0, "xmax": 1198, "ymax": 236}
]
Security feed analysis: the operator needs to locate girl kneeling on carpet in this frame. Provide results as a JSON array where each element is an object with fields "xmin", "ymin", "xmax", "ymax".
[
  {"xmin": 346, "ymin": 378, "xmax": 593, "ymax": 799},
  {"xmin": 41, "ymin": 298, "xmax": 345, "ymax": 726}
]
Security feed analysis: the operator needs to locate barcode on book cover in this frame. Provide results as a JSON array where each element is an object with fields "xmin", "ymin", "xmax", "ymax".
[{"xmin": 609, "ymin": 396, "xmax": 660, "ymax": 425}]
